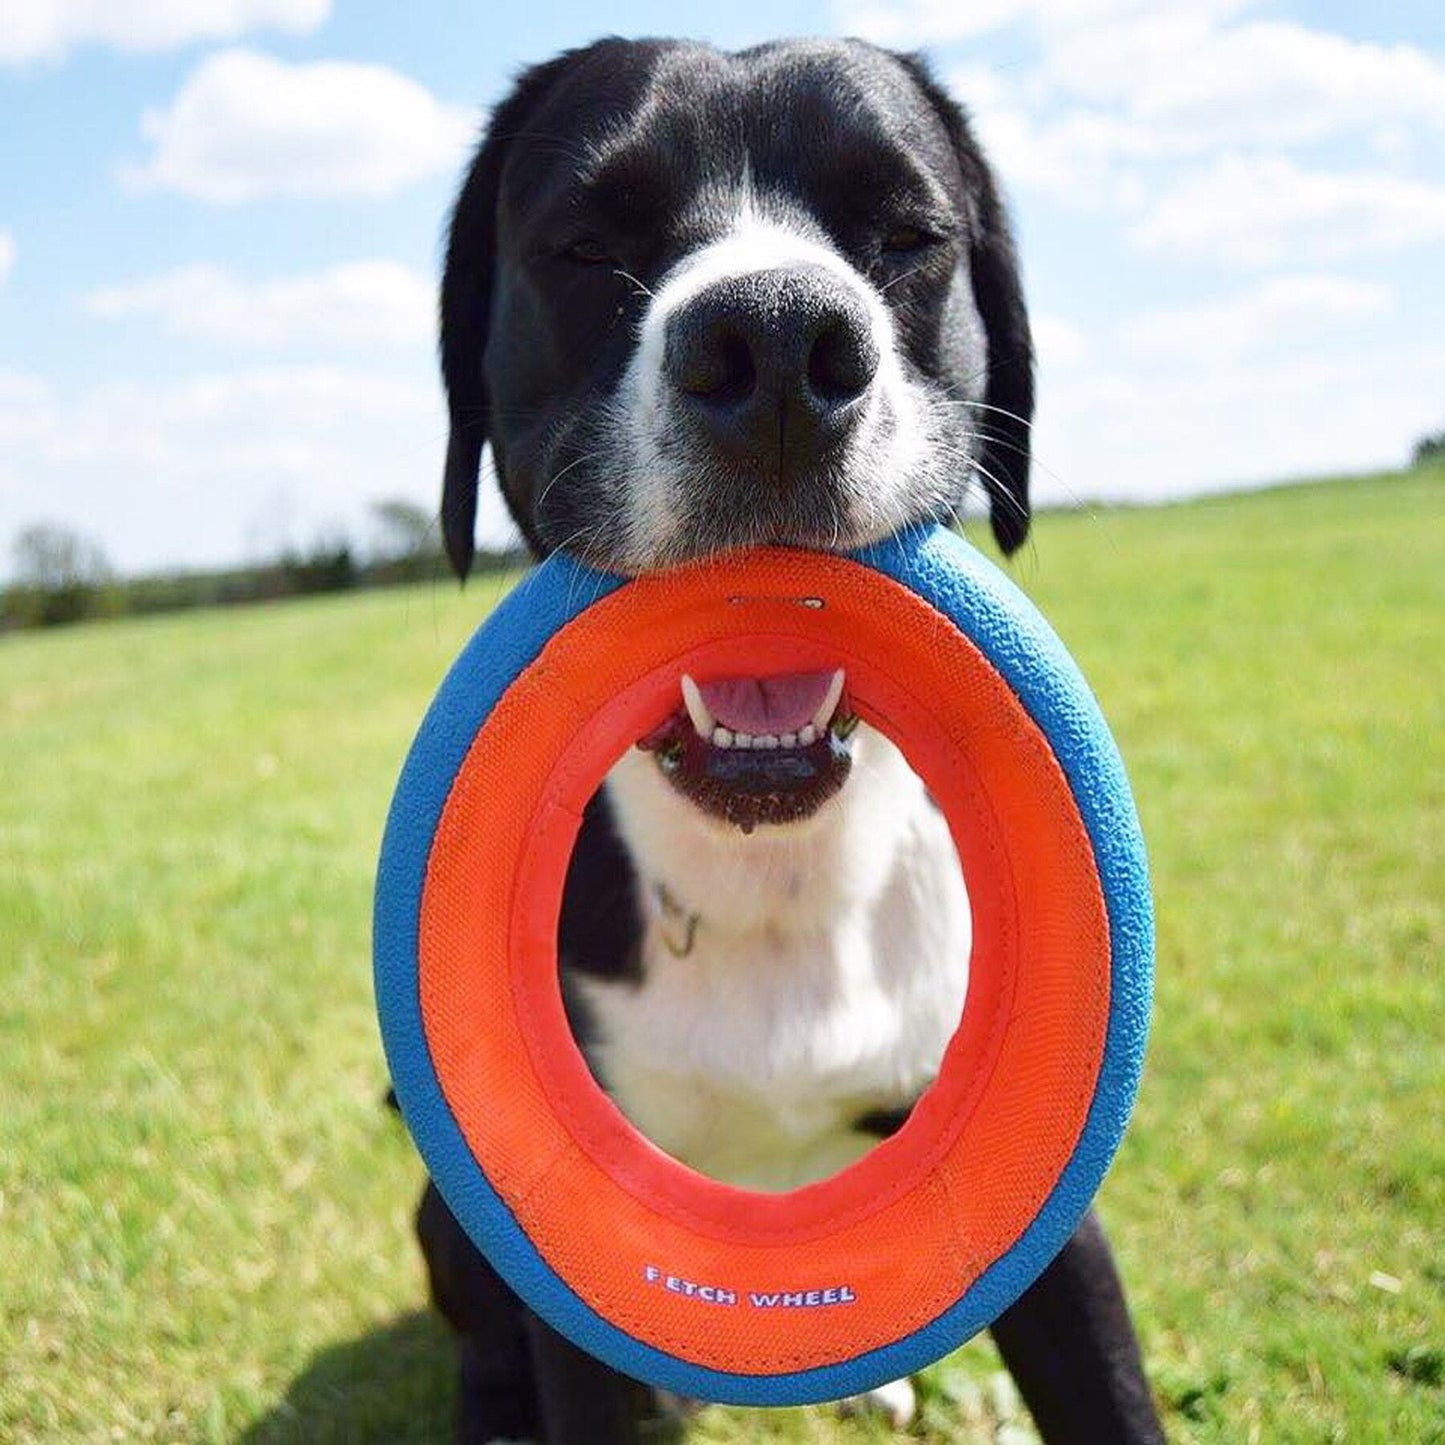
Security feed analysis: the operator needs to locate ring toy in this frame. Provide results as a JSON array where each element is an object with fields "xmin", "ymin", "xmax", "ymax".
[{"xmin": 374, "ymin": 523, "xmax": 1152, "ymax": 1406}]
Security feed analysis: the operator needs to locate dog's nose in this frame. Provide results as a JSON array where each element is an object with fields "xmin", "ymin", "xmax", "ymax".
[{"xmin": 664, "ymin": 266, "xmax": 880, "ymax": 478}]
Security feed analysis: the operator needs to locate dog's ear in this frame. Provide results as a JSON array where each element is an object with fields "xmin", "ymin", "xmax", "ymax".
[
  {"xmin": 895, "ymin": 55, "xmax": 1034, "ymax": 555},
  {"xmin": 440, "ymin": 52, "xmax": 581, "ymax": 579}
]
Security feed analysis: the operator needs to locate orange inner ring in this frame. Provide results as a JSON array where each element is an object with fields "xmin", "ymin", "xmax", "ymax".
[{"xmin": 418, "ymin": 550, "xmax": 1110, "ymax": 1374}]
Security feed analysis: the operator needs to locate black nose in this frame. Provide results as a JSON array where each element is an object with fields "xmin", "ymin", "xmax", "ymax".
[{"xmin": 663, "ymin": 266, "xmax": 880, "ymax": 478}]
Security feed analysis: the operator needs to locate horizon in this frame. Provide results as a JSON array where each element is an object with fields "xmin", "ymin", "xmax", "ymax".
[{"xmin": 12, "ymin": 465, "xmax": 1419, "ymax": 592}]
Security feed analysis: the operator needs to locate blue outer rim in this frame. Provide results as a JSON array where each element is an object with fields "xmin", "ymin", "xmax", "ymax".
[{"xmin": 374, "ymin": 524, "xmax": 1153, "ymax": 1405}]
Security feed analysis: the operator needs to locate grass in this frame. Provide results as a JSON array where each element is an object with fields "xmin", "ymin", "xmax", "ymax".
[{"xmin": 2, "ymin": 470, "xmax": 1441, "ymax": 1443}]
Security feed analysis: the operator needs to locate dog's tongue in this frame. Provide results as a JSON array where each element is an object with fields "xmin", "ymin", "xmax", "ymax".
[{"xmin": 697, "ymin": 671, "xmax": 836, "ymax": 736}]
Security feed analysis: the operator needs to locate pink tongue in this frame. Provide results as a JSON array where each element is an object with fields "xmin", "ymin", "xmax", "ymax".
[{"xmin": 697, "ymin": 671, "xmax": 837, "ymax": 736}]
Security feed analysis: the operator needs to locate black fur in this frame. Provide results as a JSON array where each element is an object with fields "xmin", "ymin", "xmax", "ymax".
[
  {"xmin": 991, "ymin": 1212, "xmax": 1165, "ymax": 1442},
  {"xmin": 556, "ymin": 789, "xmax": 644, "ymax": 1063},
  {"xmin": 853, "ymin": 1102, "xmax": 918, "ymax": 1139}
]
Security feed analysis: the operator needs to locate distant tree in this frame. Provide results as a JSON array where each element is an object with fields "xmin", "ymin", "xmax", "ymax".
[
  {"xmin": 365, "ymin": 497, "xmax": 445, "ymax": 583},
  {"xmin": 7, "ymin": 523, "xmax": 114, "ymax": 626},
  {"xmin": 370, "ymin": 498, "xmax": 436, "ymax": 561},
  {"xmin": 278, "ymin": 534, "xmax": 357, "ymax": 595},
  {"xmin": 1412, "ymin": 430, "xmax": 1445, "ymax": 468},
  {"xmin": 13, "ymin": 523, "xmax": 110, "ymax": 589}
]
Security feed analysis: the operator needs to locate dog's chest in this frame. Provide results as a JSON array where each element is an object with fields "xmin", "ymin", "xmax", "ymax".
[{"xmin": 581, "ymin": 740, "xmax": 970, "ymax": 1192}]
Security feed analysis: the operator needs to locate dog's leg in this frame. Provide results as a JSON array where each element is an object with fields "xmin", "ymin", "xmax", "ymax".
[
  {"xmin": 416, "ymin": 1181, "xmax": 540, "ymax": 1443},
  {"xmin": 522, "ymin": 1312, "xmax": 644, "ymax": 1445},
  {"xmin": 416, "ymin": 1180, "xmax": 644, "ymax": 1444},
  {"xmin": 987, "ymin": 1209, "xmax": 1164, "ymax": 1444}
]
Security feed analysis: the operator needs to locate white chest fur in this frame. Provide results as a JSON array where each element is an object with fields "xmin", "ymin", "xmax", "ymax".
[{"xmin": 581, "ymin": 725, "xmax": 971, "ymax": 1192}]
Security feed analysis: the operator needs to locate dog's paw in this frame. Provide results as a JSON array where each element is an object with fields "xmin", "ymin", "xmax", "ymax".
[{"xmin": 838, "ymin": 1376, "xmax": 917, "ymax": 1430}]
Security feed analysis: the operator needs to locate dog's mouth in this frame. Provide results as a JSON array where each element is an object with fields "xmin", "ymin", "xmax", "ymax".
[{"xmin": 636, "ymin": 667, "xmax": 859, "ymax": 833}]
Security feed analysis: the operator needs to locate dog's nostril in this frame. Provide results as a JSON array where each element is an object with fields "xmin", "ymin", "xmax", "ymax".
[
  {"xmin": 807, "ymin": 317, "xmax": 880, "ymax": 406},
  {"xmin": 679, "ymin": 326, "xmax": 756, "ymax": 405}
]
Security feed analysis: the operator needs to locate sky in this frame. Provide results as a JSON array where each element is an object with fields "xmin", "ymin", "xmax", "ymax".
[{"xmin": 0, "ymin": 0, "xmax": 1441, "ymax": 578}]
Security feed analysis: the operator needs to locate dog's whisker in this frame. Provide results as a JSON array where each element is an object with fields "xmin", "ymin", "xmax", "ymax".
[
  {"xmin": 877, "ymin": 264, "xmax": 927, "ymax": 294},
  {"xmin": 534, "ymin": 449, "xmax": 605, "ymax": 525},
  {"xmin": 612, "ymin": 267, "xmax": 655, "ymax": 299},
  {"xmin": 957, "ymin": 398, "xmax": 1037, "ymax": 432}
]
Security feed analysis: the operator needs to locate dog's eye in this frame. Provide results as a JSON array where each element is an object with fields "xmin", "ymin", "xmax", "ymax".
[
  {"xmin": 561, "ymin": 237, "xmax": 616, "ymax": 265},
  {"xmin": 881, "ymin": 224, "xmax": 931, "ymax": 254}
]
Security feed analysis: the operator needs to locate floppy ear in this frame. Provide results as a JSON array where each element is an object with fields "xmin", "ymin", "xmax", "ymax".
[
  {"xmin": 895, "ymin": 56, "xmax": 1035, "ymax": 555},
  {"xmin": 439, "ymin": 53, "xmax": 580, "ymax": 579}
]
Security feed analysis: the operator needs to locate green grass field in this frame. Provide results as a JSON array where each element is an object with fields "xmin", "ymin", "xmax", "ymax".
[{"xmin": 2, "ymin": 471, "xmax": 1441, "ymax": 1443}]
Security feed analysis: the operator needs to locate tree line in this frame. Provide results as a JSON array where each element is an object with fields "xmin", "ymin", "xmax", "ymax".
[{"xmin": 1, "ymin": 500, "xmax": 522, "ymax": 632}]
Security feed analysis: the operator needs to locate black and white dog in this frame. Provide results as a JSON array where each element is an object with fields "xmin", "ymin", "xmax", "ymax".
[{"xmin": 417, "ymin": 35, "xmax": 1164, "ymax": 1444}]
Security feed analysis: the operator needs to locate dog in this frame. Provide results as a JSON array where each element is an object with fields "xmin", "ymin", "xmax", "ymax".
[{"xmin": 415, "ymin": 36, "xmax": 1165, "ymax": 1444}]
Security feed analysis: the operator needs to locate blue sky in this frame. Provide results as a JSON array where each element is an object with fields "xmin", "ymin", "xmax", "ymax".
[{"xmin": 1, "ymin": 0, "xmax": 1441, "ymax": 577}]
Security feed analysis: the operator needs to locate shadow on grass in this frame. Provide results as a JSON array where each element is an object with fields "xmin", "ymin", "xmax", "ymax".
[
  {"xmin": 238, "ymin": 1310, "xmax": 457, "ymax": 1444},
  {"xmin": 238, "ymin": 1310, "xmax": 690, "ymax": 1445}
]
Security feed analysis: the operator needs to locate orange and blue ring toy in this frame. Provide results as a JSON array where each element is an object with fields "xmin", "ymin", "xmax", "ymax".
[{"xmin": 373, "ymin": 522, "xmax": 1152, "ymax": 1405}]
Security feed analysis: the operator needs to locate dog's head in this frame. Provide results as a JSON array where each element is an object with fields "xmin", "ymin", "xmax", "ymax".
[
  {"xmin": 440, "ymin": 36, "xmax": 1032, "ymax": 574},
  {"xmin": 439, "ymin": 37, "xmax": 1033, "ymax": 831}
]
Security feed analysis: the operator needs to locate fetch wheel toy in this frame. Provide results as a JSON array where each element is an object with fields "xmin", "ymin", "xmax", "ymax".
[{"xmin": 373, "ymin": 523, "xmax": 1152, "ymax": 1405}]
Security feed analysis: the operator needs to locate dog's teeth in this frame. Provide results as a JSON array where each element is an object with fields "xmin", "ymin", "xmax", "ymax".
[
  {"xmin": 686, "ymin": 672, "xmax": 843, "ymax": 752},
  {"xmin": 812, "ymin": 668, "xmax": 845, "ymax": 732},
  {"xmin": 680, "ymin": 674, "xmax": 715, "ymax": 739}
]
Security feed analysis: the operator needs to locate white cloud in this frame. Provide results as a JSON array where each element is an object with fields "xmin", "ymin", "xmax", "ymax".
[
  {"xmin": 1031, "ymin": 312, "xmax": 1088, "ymax": 370},
  {"xmin": 1042, "ymin": 20, "xmax": 1445, "ymax": 151},
  {"xmin": 1131, "ymin": 156, "xmax": 1445, "ymax": 267},
  {"xmin": 1, "ymin": 366, "xmax": 426, "ymax": 470},
  {"xmin": 0, "ymin": 230, "xmax": 14, "ymax": 286},
  {"xmin": 121, "ymin": 48, "xmax": 476, "ymax": 203},
  {"xmin": 0, "ymin": 0, "xmax": 328, "ymax": 65},
  {"xmin": 837, "ymin": 0, "xmax": 1033, "ymax": 46},
  {"xmin": 0, "ymin": 365, "xmax": 518, "ymax": 575},
  {"xmin": 960, "ymin": 96, "xmax": 1157, "ymax": 209},
  {"xmin": 918, "ymin": 10, "xmax": 1445, "ymax": 229},
  {"xmin": 840, "ymin": 0, "xmax": 1445, "ymax": 148},
  {"xmin": 1028, "ymin": 337, "xmax": 1444, "ymax": 510},
  {"xmin": 836, "ymin": 0, "xmax": 1250, "ymax": 49},
  {"xmin": 0, "ymin": 371, "xmax": 50, "ymax": 441},
  {"xmin": 1119, "ymin": 275, "xmax": 1395, "ymax": 361},
  {"xmin": 85, "ymin": 261, "xmax": 434, "ymax": 349}
]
